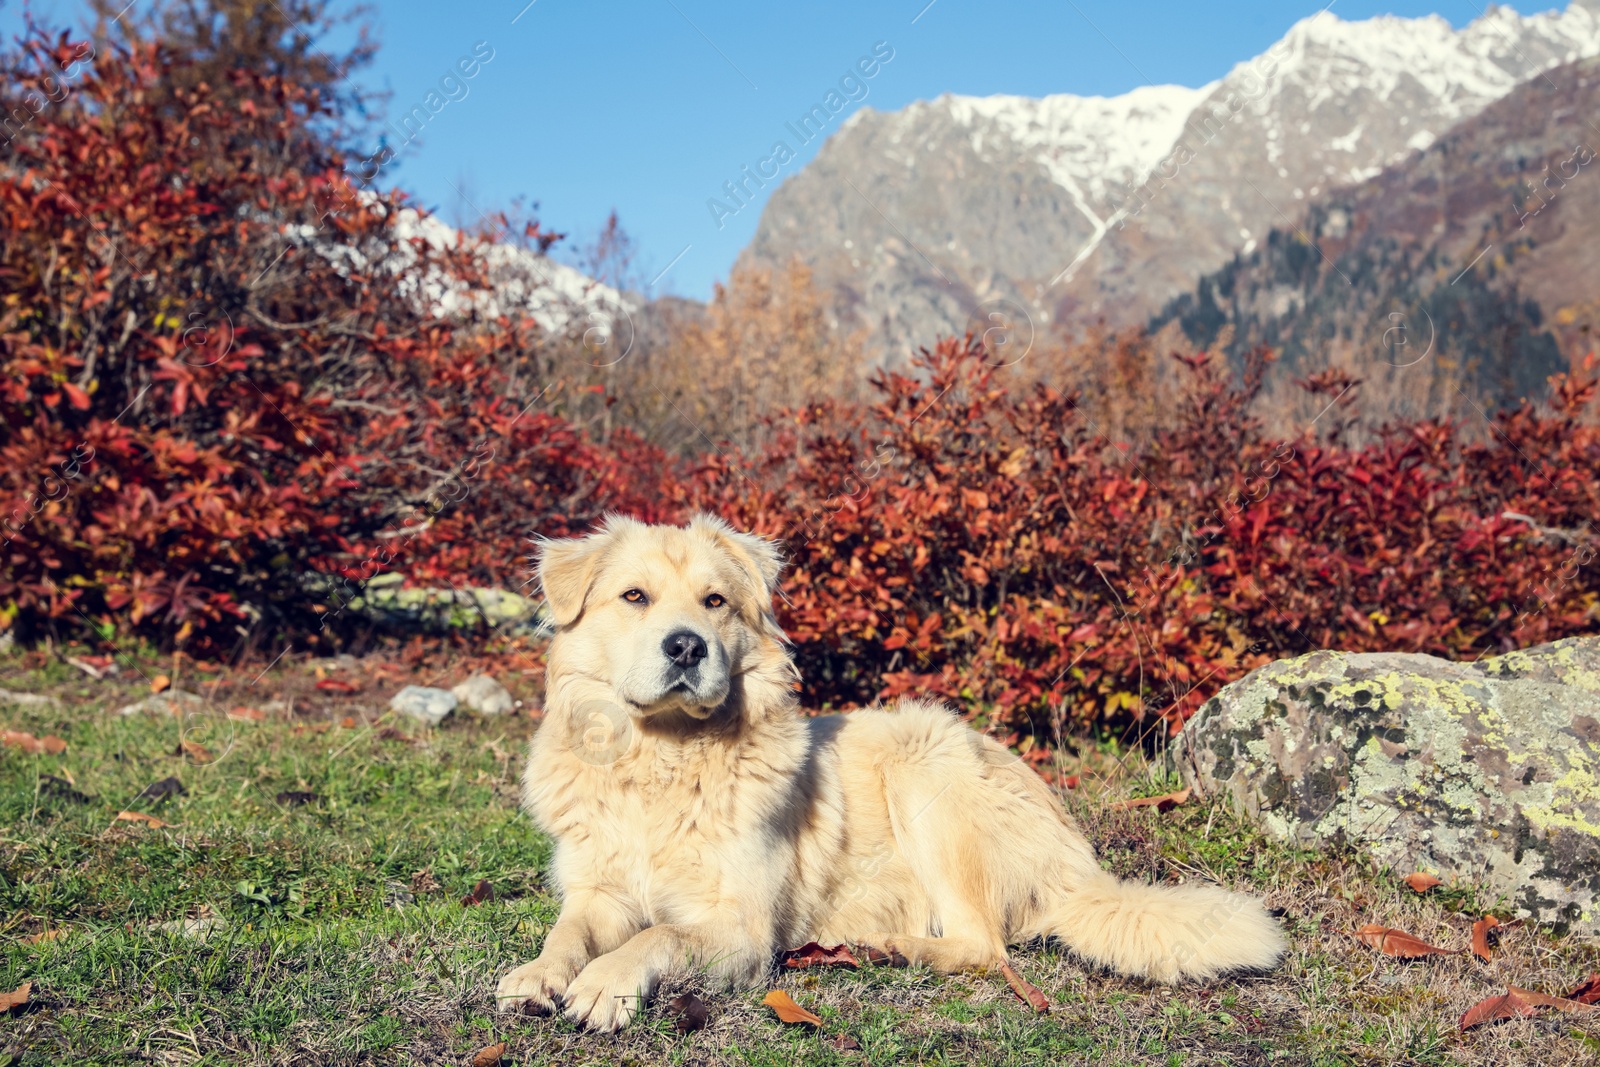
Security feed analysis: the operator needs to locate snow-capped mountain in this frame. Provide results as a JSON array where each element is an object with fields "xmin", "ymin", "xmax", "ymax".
[{"xmin": 740, "ymin": 0, "xmax": 1600, "ymax": 360}]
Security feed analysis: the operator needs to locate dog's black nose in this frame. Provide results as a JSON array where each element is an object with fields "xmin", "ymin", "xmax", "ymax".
[{"xmin": 662, "ymin": 630, "xmax": 708, "ymax": 667}]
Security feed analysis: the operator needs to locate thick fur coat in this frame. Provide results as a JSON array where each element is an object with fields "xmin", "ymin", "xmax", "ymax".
[{"xmin": 496, "ymin": 514, "xmax": 1284, "ymax": 1029}]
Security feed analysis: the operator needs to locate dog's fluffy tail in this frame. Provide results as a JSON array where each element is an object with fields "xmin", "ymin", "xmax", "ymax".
[{"xmin": 1045, "ymin": 871, "xmax": 1286, "ymax": 983}]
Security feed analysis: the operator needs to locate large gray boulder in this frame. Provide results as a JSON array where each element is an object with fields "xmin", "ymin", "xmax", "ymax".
[{"xmin": 1173, "ymin": 637, "xmax": 1600, "ymax": 935}]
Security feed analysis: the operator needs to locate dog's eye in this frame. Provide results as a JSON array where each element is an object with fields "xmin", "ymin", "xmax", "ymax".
[
  {"xmin": 622, "ymin": 589, "xmax": 648, "ymax": 605},
  {"xmin": 704, "ymin": 593, "xmax": 726, "ymax": 609}
]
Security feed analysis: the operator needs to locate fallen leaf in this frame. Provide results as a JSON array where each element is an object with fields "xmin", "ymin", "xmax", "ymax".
[
  {"xmin": 1000, "ymin": 961, "xmax": 1051, "ymax": 1014},
  {"xmin": 1112, "ymin": 787, "xmax": 1191, "ymax": 811},
  {"xmin": 1403, "ymin": 872, "xmax": 1442, "ymax": 893},
  {"xmin": 411, "ymin": 868, "xmax": 440, "ymax": 894},
  {"xmin": 41, "ymin": 735, "xmax": 67, "ymax": 754},
  {"xmin": 1352, "ymin": 924, "xmax": 1456, "ymax": 958},
  {"xmin": 1461, "ymin": 985, "xmax": 1597, "ymax": 1030},
  {"xmin": 762, "ymin": 989, "xmax": 822, "ymax": 1028},
  {"xmin": 135, "ymin": 776, "xmax": 187, "ymax": 802},
  {"xmin": 316, "ymin": 679, "xmax": 358, "ymax": 694},
  {"xmin": 290, "ymin": 723, "xmax": 331, "ymax": 736},
  {"xmin": 461, "ymin": 879, "xmax": 495, "ymax": 907},
  {"xmin": 227, "ymin": 706, "xmax": 266, "ymax": 722},
  {"xmin": 23, "ymin": 929, "xmax": 63, "ymax": 944},
  {"xmin": 1471, "ymin": 916, "xmax": 1499, "ymax": 962},
  {"xmin": 0, "ymin": 980, "xmax": 31, "ymax": 1011},
  {"xmin": 339, "ymin": 715, "xmax": 357, "ymax": 729},
  {"xmin": 668, "ymin": 992, "xmax": 709, "ymax": 1032},
  {"xmin": 67, "ymin": 655, "xmax": 111, "ymax": 679},
  {"xmin": 781, "ymin": 941, "xmax": 861, "ymax": 969},
  {"xmin": 2, "ymin": 729, "xmax": 43, "ymax": 754},
  {"xmin": 470, "ymin": 1042, "xmax": 506, "ymax": 1066},
  {"xmin": 376, "ymin": 726, "xmax": 414, "ymax": 744},
  {"xmin": 827, "ymin": 1033, "xmax": 862, "ymax": 1051},
  {"xmin": 114, "ymin": 810, "xmax": 168, "ymax": 829},
  {"xmin": 151, "ymin": 674, "xmax": 171, "ymax": 694},
  {"xmin": 176, "ymin": 739, "xmax": 214, "ymax": 763},
  {"xmin": 1063, "ymin": 774, "xmax": 1080, "ymax": 789},
  {"xmin": 275, "ymin": 790, "xmax": 318, "ymax": 806},
  {"xmin": 1566, "ymin": 973, "xmax": 1600, "ymax": 1005}
]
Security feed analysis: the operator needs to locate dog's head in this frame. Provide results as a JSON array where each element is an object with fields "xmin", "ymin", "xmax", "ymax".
[{"xmin": 534, "ymin": 513, "xmax": 785, "ymax": 719}]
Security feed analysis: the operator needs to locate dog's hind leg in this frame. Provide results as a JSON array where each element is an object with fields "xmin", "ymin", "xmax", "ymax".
[{"xmin": 860, "ymin": 774, "xmax": 1007, "ymax": 973}]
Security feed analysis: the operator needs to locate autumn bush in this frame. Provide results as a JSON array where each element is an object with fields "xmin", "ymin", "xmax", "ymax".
[
  {"xmin": 1, "ymin": 10, "xmax": 1596, "ymax": 752},
  {"xmin": 0, "ymin": 22, "xmax": 668, "ymax": 656},
  {"xmin": 692, "ymin": 338, "xmax": 1600, "ymax": 763}
]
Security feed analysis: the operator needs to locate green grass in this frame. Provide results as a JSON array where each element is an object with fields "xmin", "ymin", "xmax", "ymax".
[{"xmin": 1, "ymin": 647, "xmax": 1597, "ymax": 1066}]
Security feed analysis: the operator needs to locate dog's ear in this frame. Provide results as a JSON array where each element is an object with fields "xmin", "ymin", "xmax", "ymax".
[
  {"xmin": 535, "ymin": 521, "xmax": 627, "ymax": 627},
  {"xmin": 690, "ymin": 513, "xmax": 784, "ymax": 605}
]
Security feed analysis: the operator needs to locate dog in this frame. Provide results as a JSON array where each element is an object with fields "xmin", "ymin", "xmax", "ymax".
[{"xmin": 495, "ymin": 513, "xmax": 1284, "ymax": 1030}]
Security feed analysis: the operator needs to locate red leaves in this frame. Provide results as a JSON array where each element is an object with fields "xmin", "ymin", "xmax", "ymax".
[
  {"xmin": 780, "ymin": 942, "xmax": 860, "ymax": 969},
  {"xmin": 1352, "ymin": 925, "xmax": 1456, "ymax": 958},
  {"xmin": 762, "ymin": 989, "xmax": 822, "ymax": 1027},
  {"xmin": 999, "ymin": 961, "xmax": 1050, "ymax": 1014},
  {"xmin": 1402, "ymin": 872, "xmax": 1442, "ymax": 893},
  {"xmin": 1460, "ymin": 985, "xmax": 1597, "ymax": 1030}
]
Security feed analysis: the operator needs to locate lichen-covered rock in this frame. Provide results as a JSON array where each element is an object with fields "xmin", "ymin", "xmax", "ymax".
[
  {"xmin": 1172, "ymin": 636, "xmax": 1600, "ymax": 935},
  {"xmin": 346, "ymin": 575, "xmax": 542, "ymax": 635}
]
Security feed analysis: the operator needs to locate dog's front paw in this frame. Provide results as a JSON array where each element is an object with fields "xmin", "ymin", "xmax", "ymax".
[
  {"xmin": 560, "ymin": 954, "xmax": 651, "ymax": 1031},
  {"xmin": 496, "ymin": 957, "xmax": 571, "ymax": 1015}
]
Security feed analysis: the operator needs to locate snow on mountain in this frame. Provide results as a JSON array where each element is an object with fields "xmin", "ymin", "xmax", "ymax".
[{"xmin": 740, "ymin": 0, "xmax": 1600, "ymax": 360}]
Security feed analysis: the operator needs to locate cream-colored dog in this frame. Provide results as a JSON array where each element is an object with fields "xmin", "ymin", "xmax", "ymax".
[{"xmin": 496, "ymin": 514, "xmax": 1284, "ymax": 1030}]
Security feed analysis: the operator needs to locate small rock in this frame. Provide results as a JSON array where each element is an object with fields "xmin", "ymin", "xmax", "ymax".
[
  {"xmin": 0, "ymin": 687, "xmax": 61, "ymax": 708},
  {"xmin": 389, "ymin": 685, "xmax": 456, "ymax": 726},
  {"xmin": 452, "ymin": 674, "xmax": 514, "ymax": 716},
  {"xmin": 155, "ymin": 910, "xmax": 224, "ymax": 942},
  {"xmin": 115, "ymin": 689, "xmax": 207, "ymax": 717}
]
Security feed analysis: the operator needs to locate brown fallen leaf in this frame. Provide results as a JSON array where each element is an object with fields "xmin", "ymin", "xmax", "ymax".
[
  {"xmin": 316, "ymin": 678, "xmax": 358, "ymax": 694},
  {"xmin": 23, "ymin": 928, "xmax": 63, "ymax": 944},
  {"xmin": 339, "ymin": 715, "xmax": 357, "ymax": 729},
  {"xmin": 781, "ymin": 941, "xmax": 861, "ymax": 969},
  {"xmin": 1352, "ymin": 924, "xmax": 1456, "ymax": 958},
  {"xmin": 762, "ymin": 989, "xmax": 822, "ymax": 1028},
  {"xmin": 470, "ymin": 1042, "xmax": 506, "ymax": 1066},
  {"xmin": 176, "ymin": 739, "xmax": 214, "ymax": 763},
  {"xmin": 667, "ymin": 992, "xmax": 709, "ymax": 1032},
  {"xmin": 1000, "ymin": 961, "xmax": 1051, "ymax": 1014},
  {"xmin": 461, "ymin": 879, "xmax": 495, "ymax": 907},
  {"xmin": 1461, "ymin": 985, "xmax": 1598, "ymax": 1030},
  {"xmin": 0, "ymin": 980, "xmax": 31, "ymax": 1011},
  {"xmin": 1471, "ymin": 916, "xmax": 1499, "ymax": 962},
  {"xmin": 227, "ymin": 706, "xmax": 266, "ymax": 722},
  {"xmin": 67, "ymin": 655, "xmax": 112, "ymax": 679},
  {"xmin": 1111, "ymin": 787, "xmax": 1191, "ymax": 811},
  {"xmin": 411, "ymin": 868, "xmax": 441, "ymax": 894},
  {"xmin": 151, "ymin": 674, "xmax": 171, "ymax": 694},
  {"xmin": 1566, "ymin": 973, "xmax": 1600, "ymax": 1005},
  {"xmin": 827, "ymin": 1033, "xmax": 862, "ymax": 1051},
  {"xmin": 40, "ymin": 734, "xmax": 67, "ymax": 754},
  {"xmin": 2, "ymin": 729, "xmax": 43, "ymax": 754},
  {"xmin": 1403, "ymin": 872, "xmax": 1442, "ymax": 893},
  {"xmin": 114, "ymin": 810, "xmax": 169, "ymax": 829}
]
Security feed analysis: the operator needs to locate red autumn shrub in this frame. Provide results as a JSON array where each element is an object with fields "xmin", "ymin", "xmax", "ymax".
[
  {"xmin": 0, "ymin": 27, "xmax": 668, "ymax": 653},
  {"xmin": 693, "ymin": 338, "xmax": 1599, "ymax": 756}
]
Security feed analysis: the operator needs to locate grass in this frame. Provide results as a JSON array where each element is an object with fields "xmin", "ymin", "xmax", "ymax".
[{"xmin": 1, "ymin": 643, "xmax": 1597, "ymax": 1066}]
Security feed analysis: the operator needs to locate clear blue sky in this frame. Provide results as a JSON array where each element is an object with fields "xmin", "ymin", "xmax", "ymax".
[{"xmin": 8, "ymin": 0, "xmax": 1489, "ymax": 297}]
